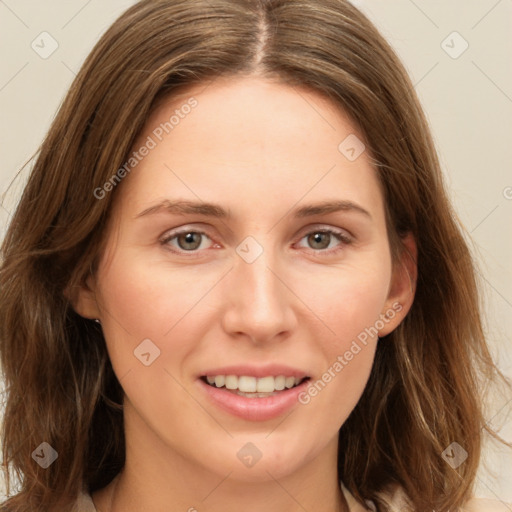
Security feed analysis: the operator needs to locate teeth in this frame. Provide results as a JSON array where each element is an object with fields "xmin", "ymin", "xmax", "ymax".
[
  {"xmin": 238, "ymin": 376, "xmax": 257, "ymax": 392},
  {"xmin": 225, "ymin": 375, "xmax": 238, "ymax": 390},
  {"xmin": 256, "ymin": 376, "xmax": 274, "ymax": 393},
  {"xmin": 204, "ymin": 375, "xmax": 304, "ymax": 393},
  {"xmin": 285, "ymin": 376, "xmax": 295, "ymax": 389},
  {"xmin": 275, "ymin": 375, "xmax": 285, "ymax": 391}
]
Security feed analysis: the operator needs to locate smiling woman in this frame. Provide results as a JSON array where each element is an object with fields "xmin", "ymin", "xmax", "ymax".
[{"xmin": 0, "ymin": 1, "xmax": 510, "ymax": 512}]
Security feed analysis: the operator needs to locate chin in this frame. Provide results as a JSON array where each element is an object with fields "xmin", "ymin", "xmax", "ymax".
[{"xmin": 200, "ymin": 433, "xmax": 322, "ymax": 483}]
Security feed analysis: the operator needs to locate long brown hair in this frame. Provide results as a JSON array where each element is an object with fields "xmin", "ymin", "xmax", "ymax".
[{"xmin": 0, "ymin": 1, "xmax": 509, "ymax": 510}]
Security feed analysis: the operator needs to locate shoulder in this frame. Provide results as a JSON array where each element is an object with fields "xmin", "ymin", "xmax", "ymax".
[
  {"xmin": 71, "ymin": 491, "xmax": 97, "ymax": 512},
  {"xmin": 341, "ymin": 482, "xmax": 511, "ymax": 512},
  {"xmin": 462, "ymin": 497, "xmax": 512, "ymax": 511}
]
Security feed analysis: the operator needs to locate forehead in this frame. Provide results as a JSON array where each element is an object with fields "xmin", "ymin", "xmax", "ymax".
[{"xmin": 116, "ymin": 76, "xmax": 384, "ymax": 220}]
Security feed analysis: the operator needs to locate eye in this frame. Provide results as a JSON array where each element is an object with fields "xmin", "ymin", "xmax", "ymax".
[
  {"xmin": 296, "ymin": 228, "xmax": 352, "ymax": 254},
  {"xmin": 159, "ymin": 226, "xmax": 352, "ymax": 256},
  {"xmin": 160, "ymin": 229, "xmax": 215, "ymax": 252}
]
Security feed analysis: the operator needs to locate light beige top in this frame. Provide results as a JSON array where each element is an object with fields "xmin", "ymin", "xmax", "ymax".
[{"xmin": 72, "ymin": 483, "xmax": 511, "ymax": 512}]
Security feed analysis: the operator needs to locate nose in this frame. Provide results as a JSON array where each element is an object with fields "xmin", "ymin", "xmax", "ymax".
[{"xmin": 221, "ymin": 243, "xmax": 297, "ymax": 344}]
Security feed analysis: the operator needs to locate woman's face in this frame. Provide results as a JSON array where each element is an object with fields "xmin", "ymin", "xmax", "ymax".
[{"xmin": 77, "ymin": 76, "xmax": 415, "ymax": 483}]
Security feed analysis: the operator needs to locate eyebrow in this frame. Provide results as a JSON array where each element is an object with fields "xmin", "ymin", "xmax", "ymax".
[{"xmin": 135, "ymin": 199, "xmax": 372, "ymax": 220}]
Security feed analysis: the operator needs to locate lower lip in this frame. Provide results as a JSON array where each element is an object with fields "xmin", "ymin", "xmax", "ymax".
[{"xmin": 198, "ymin": 378, "xmax": 309, "ymax": 422}]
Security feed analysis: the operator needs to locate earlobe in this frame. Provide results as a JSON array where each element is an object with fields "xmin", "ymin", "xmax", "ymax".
[
  {"xmin": 378, "ymin": 232, "xmax": 417, "ymax": 337},
  {"xmin": 64, "ymin": 275, "xmax": 102, "ymax": 321}
]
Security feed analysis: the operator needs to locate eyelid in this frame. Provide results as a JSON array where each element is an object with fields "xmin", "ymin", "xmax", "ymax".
[
  {"xmin": 293, "ymin": 225, "xmax": 353, "ymax": 253},
  {"xmin": 159, "ymin": 227, "xmax": 217, "ymax": 254},
  {"xmin": 296, "ymin": 224, "xmax": 353, "ymax": 241},
  {"xmin": 159, "ymin": 224, "xmax": 353, "ymax": 256}
]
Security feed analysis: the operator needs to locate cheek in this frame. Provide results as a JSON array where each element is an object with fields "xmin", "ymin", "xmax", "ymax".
[
  {"xmin": 292, "ymin": 262, "xmax": 390, "ymax": 418},
  {"xmin": 94, "ymin": 254, "xmax": 206, "ymax": 428},
  {"xmin": 96, "ymin": 250, "xmax": 202, "ymax": 334},
  {"xmin": 295, "ymin": 261, "xmax": 391, "ymax": 346},
  {"xmin": 95, "ymin": 251, "xmax": 224, "ymax": 380}
]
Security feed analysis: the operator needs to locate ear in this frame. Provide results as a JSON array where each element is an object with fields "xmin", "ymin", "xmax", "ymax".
[
  {"xmin": 378, "ymin": 232, "xmax": 417, "ymax": 337},
  {"xmin": 64, "ymin": 275, "xmax": 102, "ymax": 321}
]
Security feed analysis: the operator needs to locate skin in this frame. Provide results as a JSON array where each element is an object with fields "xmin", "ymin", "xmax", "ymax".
[{"xmin": 74, "ymin": 76, "xmax": 417, "ymax": 512}]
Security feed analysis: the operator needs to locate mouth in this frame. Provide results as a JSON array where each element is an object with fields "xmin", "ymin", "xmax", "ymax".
[
  {"xmin": 198, "ymin": 369, "xmax": 311, "ymax": 421},
  {"xmin": 200, "ymin": 374, "xmax": 310, "ymax": 398}
]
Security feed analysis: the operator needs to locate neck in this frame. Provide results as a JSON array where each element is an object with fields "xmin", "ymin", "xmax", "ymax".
[
  {"xmin": 106, "ymin": 471, "xmax": 348, "ymax": 512},
  {"xmin": 94, "ymin": 402, "xmax": 348, "ymax": 512}
]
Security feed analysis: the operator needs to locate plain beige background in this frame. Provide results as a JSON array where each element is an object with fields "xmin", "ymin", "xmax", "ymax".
[{"xmin": 0, "ymin": 0, "xmax": 511, "ymax": 505}]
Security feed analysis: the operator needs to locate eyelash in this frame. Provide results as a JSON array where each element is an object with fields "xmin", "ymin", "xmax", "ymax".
[{"xmin": 159, "ymin": 226, "xmax": 353, "ymax": 257}]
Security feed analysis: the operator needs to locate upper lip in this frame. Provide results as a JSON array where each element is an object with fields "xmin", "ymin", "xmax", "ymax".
[{"xmin": 200, "ymin": 364, "xmax": 310, "ymax": 379}]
